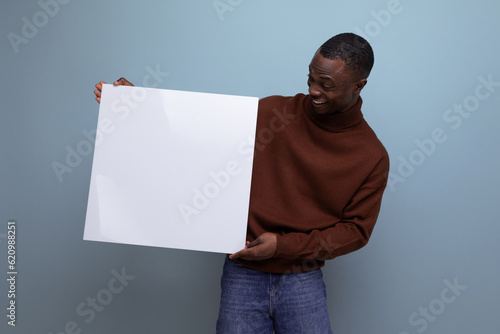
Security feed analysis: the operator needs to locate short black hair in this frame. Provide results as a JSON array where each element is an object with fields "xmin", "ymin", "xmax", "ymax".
[{"xmin": 318, "ymin": 33, "xmax": 374, "ymax": 81}]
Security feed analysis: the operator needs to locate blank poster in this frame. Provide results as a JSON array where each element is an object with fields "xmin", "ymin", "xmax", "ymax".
[{"xmin": 84, "ymin": 84, "xmax": 259, "ymax": 254}]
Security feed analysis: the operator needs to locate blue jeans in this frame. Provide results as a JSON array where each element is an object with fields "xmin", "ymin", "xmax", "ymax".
[{"xmin": 216, "ymin": 256, "xmax": 333, "ymax": 334}]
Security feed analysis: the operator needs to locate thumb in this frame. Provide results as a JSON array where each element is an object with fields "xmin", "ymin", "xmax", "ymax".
[
  {"xmin": 246, "ymin": 237, "xmax": 262, "ymax": 249},
  {"xmin": 114, "ymin": 77, "xmax": 134, "ymax": 86}
]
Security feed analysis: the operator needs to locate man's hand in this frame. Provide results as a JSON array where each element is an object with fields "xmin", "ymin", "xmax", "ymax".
[
  {"xmin": 229, "ymin": 233, "xmax": 277, "ymax": 261},
  {"xmin": 94, "ymin": 77, "xmax": 134, "ymax": 103}
]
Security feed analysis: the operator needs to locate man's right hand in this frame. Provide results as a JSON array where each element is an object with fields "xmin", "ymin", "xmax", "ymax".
[{"xmin": 94, "ymin": 77, "xmax": 134, "ymax": 103}]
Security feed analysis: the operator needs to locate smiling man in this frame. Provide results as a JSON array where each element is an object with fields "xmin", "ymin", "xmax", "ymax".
[
  {"xmin": 94, "ymin": 32, "xmax": 389, "ymax": 334},
  {"xmin": 307, "ymin": 54, "xmax": 367, "ymax": 115},
  {"xmin": 219, "ymin": 33, "xmax": 389, "ymax": 333}
]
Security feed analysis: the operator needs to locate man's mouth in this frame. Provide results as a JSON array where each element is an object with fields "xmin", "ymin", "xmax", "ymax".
[{"xmin": 312, "ymin": 100, "xmax": 327, "ymax": 105}]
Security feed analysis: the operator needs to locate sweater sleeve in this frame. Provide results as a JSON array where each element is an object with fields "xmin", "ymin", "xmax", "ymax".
[{"xmin": 274, "ymin": 155, "xmax": 390, "ymax": 261}]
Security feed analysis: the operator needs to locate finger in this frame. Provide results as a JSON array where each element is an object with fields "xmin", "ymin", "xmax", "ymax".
[
  {"xmin": 94, "ymin": 89, "xmax": 101, "ymax": 98},
  {"xmin": 229, "ymin": 246, "xmax": 251, "ymax": 260},
  {"xmin": 95, "ymin": 81, "xmax": 106, "ymax": 90},
  {"xmin": 114, "ymin": 77, "xmax": 133, "ymax": 86},
  {"xmin": 229, "ymin": 251, "xmax": 241, "ymax": 260},
  {"xmin": 229, "ymin": 240, "xmax": 254, "ymax": 259},
  {"xmin": 95, "ymin": 96, "xmax": 101, "ymax": 103}
]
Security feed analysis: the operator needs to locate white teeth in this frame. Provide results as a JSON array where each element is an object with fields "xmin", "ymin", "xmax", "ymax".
[{"xmin": 312, "ymin": 100, "xmax": 327, "ymax": 105}]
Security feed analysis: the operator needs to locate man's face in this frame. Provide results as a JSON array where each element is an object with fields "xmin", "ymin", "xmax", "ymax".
[{"xmin": 307, "ymin": 52, "xmax": 366, "ymax": 115}]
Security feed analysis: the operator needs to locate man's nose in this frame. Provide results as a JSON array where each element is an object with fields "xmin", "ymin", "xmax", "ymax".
[{"xmin": 308, "ymin": 83, "xmax": 321, "ymax": 98}]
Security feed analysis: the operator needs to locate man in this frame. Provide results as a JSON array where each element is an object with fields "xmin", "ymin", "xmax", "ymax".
[{"xmin": 94, "ymin": 32, "xmax": 389, "ymax": 333}]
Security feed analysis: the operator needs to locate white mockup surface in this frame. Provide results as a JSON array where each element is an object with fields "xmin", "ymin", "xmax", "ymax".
[{"xmin": 84, "ymin": 84, "xmax": 259, "ymax": 254}]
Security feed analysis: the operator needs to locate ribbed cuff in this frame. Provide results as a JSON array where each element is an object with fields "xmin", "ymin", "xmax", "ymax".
[{"xmin": 274, "ymin": 234, "xmax": 295, "ymax": 259}]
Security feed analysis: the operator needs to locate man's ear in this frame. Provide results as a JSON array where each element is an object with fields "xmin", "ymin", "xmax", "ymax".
[{"xmin": 354, "ymin": 79, "xmax": 368, "ymax": 94}]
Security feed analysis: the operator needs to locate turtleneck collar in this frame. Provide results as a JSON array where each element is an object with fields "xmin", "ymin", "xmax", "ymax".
[{"xmin": 303, "ymin": 95, "xmax": 364, "ymax": 132}]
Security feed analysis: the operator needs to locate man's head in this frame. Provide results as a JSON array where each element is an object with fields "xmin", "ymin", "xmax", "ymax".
[
  {"xmin": 319, "ymin": 33, "xmax": 374, "ymax": 81},
  {"xmin": 307, "ymin": 33, "xmax": 374, "ymax": 115}
]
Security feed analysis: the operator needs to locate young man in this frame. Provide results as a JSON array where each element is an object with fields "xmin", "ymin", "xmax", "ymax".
[{"xmin": 94, "ymin": 33, "xmax": 389, "ymax": 334}]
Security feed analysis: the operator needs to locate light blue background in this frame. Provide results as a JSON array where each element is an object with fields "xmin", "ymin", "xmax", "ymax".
[{"xmin": 1, "ymin": 1, "xmax": 499, "ymax": 333}]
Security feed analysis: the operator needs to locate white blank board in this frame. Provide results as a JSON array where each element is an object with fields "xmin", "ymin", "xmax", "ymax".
[{"xmin": 84, "ymin": 84, "xmax": 258, "ymax": 254}]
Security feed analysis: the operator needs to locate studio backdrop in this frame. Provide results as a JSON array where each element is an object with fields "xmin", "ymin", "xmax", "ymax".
[{"xmin": 1, "ymin": 1, "xmax": 499, "ymax": 333}]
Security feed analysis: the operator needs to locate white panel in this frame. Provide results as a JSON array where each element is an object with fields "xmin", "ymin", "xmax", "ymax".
[{"xmin": 84, "ymin": 84, "xmax": 258, "ymax": 254}]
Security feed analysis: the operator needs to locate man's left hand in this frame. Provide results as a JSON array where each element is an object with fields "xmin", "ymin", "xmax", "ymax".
[{"xmin": 229, "ymin": 233, "xmax": 277, "ymax": 261}]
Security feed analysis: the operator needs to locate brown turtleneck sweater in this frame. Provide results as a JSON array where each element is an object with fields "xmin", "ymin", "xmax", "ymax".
[{"xmin": 236, "ymin": 93, "xmax": 389, "ymax": 273}]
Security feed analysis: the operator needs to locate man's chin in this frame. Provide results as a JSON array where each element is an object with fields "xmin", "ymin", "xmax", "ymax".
[{"xmin": 312, "ymin": 102, "xmax": 331, "ymax": 115}]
